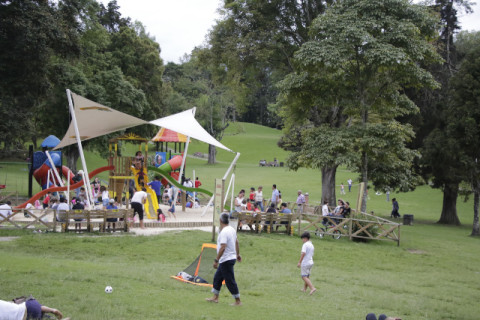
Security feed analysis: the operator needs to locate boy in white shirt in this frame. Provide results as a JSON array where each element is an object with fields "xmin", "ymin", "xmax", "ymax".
[{"xmin": 297, "ymin": 231, "xmax": 316, "ymax": 295}]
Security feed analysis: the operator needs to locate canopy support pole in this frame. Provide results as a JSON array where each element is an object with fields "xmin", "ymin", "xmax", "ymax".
[
  {"xmin": 45, "ymin": 151, "xmax": 68, "ymax": 198},
  {"xmin": 173, "ymin": 107, "xmax": 196, "ymax": 208},
  {"xmin": 201, "ymin": 152, "xmax": 241, "ymax": 217},
  {"xmin": 66, "ymin": 89, "xmax": 94, "ymax": 209}
]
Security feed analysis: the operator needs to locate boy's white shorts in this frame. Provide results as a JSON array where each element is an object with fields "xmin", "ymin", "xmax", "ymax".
[{"xmin": 301, "ymin": 263, "xmax": 313, "ymax": 277}]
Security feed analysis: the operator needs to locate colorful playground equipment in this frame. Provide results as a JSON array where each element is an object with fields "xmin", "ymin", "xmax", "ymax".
[
  {"xmin": 30, "ymin": 135, "xmax": 75, "ymax": 191},
  {"xmin": 17, "ymin": 165, "xmax": 114, "ymax": 209},
  {"xmin": 108, "ymin": 133, "xmax": 160, "ymax": 219}
]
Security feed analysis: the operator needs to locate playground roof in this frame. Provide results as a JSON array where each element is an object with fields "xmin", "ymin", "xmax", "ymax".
[
  {"xmin": 55, "ymin": 91, "xmax": 233, "ymax": 152},
  {"xmin": 54, "ymin": 92, "xmax": 148, "ymax": 150},
  {"xmin": 152, "ymin": 127, "xmax": 188, "ymax": 143},
  {"xmin": 150, "ymin": 109, "xmax": 232, "ymax": 152}
]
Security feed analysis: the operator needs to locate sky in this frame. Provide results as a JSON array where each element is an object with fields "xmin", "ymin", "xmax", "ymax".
[{"xmin": 100, "ymin": 0, "xmax": 480, "ymax": 64}]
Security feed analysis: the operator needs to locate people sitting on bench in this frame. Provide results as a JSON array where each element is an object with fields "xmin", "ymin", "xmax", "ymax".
[{"xmin": 276, "ymin": 202, "xmax": 292, "ymax": 231}]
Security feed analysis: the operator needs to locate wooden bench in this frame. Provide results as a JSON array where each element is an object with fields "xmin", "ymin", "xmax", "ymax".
[
  {"xmin": 55, "ymin": 209, "xmax": 132, "ymax": 233},
  {"xmin": 235, "ymin": 211, "xmax": 299, "ymax": 235}
]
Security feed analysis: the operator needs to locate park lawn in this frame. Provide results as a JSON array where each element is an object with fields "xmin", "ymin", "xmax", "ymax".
[{"xmin": 0, "ymin": 223, "xmax": 479, "ymax": 320}]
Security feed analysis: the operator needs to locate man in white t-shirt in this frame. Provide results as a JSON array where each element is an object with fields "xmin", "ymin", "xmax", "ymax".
[
  {"xmin": 206, "ymin": 213, "xmax": 242, "ymax": 306},
  {"xmin": 131, "ymin": 188, "xmax": 148, "ymax": 229},
  {"xmin": 271, "ymin": 184, "xmax": 280, "ymax": 207},
  {"xmin": 56, "ymin": 197, "xmax": 70, "ymax": 222},
  {"xmin": 0, "ymin": 299, "xmax": 26, "ymax": 319},
  {"xmin": 297, "ymin": 231, "xmax": 316, "ymax": 295}
]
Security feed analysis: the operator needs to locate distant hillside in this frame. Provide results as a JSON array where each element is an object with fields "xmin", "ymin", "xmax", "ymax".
[{"xmin": 188, "ymin": 122, "xmax": 288, "ymax": 165}]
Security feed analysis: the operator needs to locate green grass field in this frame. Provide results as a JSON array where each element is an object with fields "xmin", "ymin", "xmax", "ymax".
[
  {"xmin": 1, "ymin": 122, "xmax": 479, "ymax": 319},
  {"xmin": 0, "ymin": 225, "xmax": 478, "ymax": 320}
]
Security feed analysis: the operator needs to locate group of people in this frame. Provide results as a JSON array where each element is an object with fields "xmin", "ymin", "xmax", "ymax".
[
  {"xmin": 233, "ymin": 184, "xmax": 307, "ymax": 214},
  {"xmin": 206, "ymin": 212, "xmax": 317, "ymax": 307}
]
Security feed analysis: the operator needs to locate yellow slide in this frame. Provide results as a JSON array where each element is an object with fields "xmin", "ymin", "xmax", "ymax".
[{"xmin": 131, "ymin": 166, "xmax": 159, "ymax": 220}]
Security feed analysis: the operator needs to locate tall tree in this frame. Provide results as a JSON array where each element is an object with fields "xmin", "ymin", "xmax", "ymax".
[
  {"xmin": 281, "ymin": 0, "xmax": 440, "ymax": 212},
  {"xmin": 0, "ymin": 0, "xmax": 80, "ymax": 152},
  {"xmin": 448, "ymin": 31, "xmax": 480, "ymax": 234},
  {"xmin": 413, "ymin": 0, "xmax": 472, "ymax": 225},
  {"xmin": 163, "ymin": 49, "xmax": 233, "ymax": 164},
  {"xmin": 209, "ymin": 0, "xmax": 332, "ymax": 126}
]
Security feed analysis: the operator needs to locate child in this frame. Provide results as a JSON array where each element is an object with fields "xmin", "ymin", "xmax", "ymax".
[
  {"xmin": 106, "ymin": 198, "xmax": 118, "ymax": 232},
  {"xmin": 72, "ymin": 197, "xmax": 85, "ymax": 233},
  {"xmin": 157, "ymin": 208, "xmax": 165, "ymax": 222},
  {"xmin": 100, "ymin": 185, "xmax": 109, "ymax": 208},
  {"xmin": 249, "ymin": 187, "xmax": 255, "ymax": 202},
  {"xmin": 297, "ymin": 231, "xmax": 316, "ymax": 295}
]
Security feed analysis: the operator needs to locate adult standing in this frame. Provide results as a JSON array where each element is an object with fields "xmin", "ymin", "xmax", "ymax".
[
  {"xmin": 206, "ymin": 213, "xmax": 242, "ymax": 306},
  {"xmin": 254, "ymin": 186, "xmax": 264, "ymax": 211},
  {"xmin": 271, "ymin": 184, "xmax": 280, "ymax": 208},
  {"xmin": 347, "ymin": 178, "xmax": 353, "ymax": 192},
  {"xmin": 296, "ymin": 190, "xmax": 306, "ymax": 213},
  {"xmin": 391, "ymin": 198, "xmax": 400, "ymax": 218},
  {"xmin": 131, "ymin": 188, "xmax": 148, "ymax": 229}
]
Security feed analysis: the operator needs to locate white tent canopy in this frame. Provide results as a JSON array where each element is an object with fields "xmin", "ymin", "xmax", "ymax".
[
  {"xmin": 149, "ymin": 109, "xmax": 233, "ymax": 152},
  {"xmin": 54, "ymin": 92, "xmax": 148, "ymax": 150},
  {"xmin": 55, "ymin": 92, "xmax": 232, "ymax": 152}
]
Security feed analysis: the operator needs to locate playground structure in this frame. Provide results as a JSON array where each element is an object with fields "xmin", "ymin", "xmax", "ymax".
[
  {"xmin": 5, "ymin": 90, "xmax": 240, "ymax": 235},
  {"xmin": 29, "ymin": 135, "xmax": 76, "ymax": 196},
  {"xmin": 108, "ymin": 133, "xmax": 160, "ymax": 219}
]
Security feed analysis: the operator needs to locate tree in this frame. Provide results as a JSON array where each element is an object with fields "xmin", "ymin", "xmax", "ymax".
[
  {"xmin": 163, "ymin": 50, "xmax": 233, "ymax": 164},
  {"xmin": 411, "ymin": 0, "xmax": 473, "ymax": 225},
  {"xmin": 281, "ymin": 0, "xmax": 440, "ymax": 212},
  {"xmin": 0, "ymin": 0, "xmax": 80, "ymax": 152},
  {"xmin": 448, "ymin": 31, "xmax": 480, "ymax": 234},
  {"xmin": 208, "ymin": 0, "xmax": 332, "ymax": 126}
]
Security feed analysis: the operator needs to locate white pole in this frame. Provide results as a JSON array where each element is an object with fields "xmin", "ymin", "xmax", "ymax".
[
  {"xmin": 66, "ymin": 89, "xmax": 94, "ymax": 209},
  {"xmin": 201, "ymin": 195, "xmax": 214, "ymax": 217},
  {"xmin": 201, "ymin": 153, "xmax": 240, "ymax": 217},
  {"xmin": 78, "ymin": 170, "xmax": 90, "ymax": 207},
  {"xmin": 173, "ymin": 107, "xmax": 196, "ymax": 206},
  {"xmin": 223, "ymin": 152, "xmax": 241, "ymax": 180},
  {"xmin": 46, "ymin": 169, "xmax": 51, "ymax": 188},
  {"xmin": 45, "ymin": 151, "xmax": 68, "ymax": 198},
  {"xmin": 230, "ymin": 173, "xmax": 235, "ymax": 212},
  {"xmin": 193, "ymin": 169, "xmax": 196, "ymax": 203},
  {"xmin": 67, "ymin": 173, "xmax": 70, "ymax": 205},
  {"xmin": 223, "ymin": 174, "xmax": 234, "ymax": 207}
]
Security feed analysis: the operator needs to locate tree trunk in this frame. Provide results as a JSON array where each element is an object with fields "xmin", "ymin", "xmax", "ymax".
[
  {"xmin": 361, "ymin": 151, "xmax": 368, "ymax": 213},
  {"xmin": 471, "ymin": 179, "xmax": 479, "ymax": 236},
  {"xmin": 438, "ymin": 183, "xmax": 461, "ymax": 225},
  {"xmin": 321, "ymin": 164, "xmax": 338, "ymax": 206},
  {"xmin": 207, "ymin": 145, "xmax": 216, "ymax": 165},
  {"xmin": 65, "ymin": 146, "xmax": 80, "ymax": 173}
]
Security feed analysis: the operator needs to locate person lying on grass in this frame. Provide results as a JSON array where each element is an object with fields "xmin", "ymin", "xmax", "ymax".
[{"xmin": 0, "ymin": 296, "xmax": 70, "ymax": 320}]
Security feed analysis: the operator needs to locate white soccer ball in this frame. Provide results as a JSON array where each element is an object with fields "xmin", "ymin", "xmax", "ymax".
[{"xmin": 105, "ymin": 286, "xmax": 113, "ymax": 294}]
